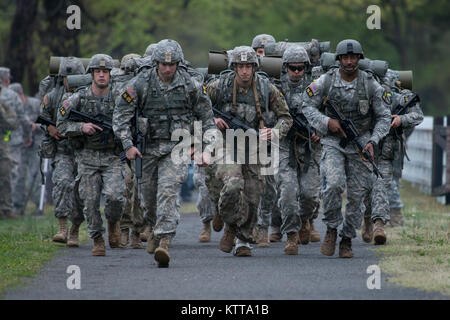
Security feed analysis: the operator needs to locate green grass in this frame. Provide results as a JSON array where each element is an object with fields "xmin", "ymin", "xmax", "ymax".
[
  {"xmin": 0, "ymin": 206, "xmax": 89, "ymax": 299},
  {"xmin": 374, "ymin": 180, "xmax": 450, "ymax": 296}
]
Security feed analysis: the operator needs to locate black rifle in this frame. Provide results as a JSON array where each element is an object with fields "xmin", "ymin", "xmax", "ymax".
[
  {"xmin": 36, "ymin": 115, "xmax": 56, "ymax": 127},
  {"xmin": 67, "ymin": 109, "xmax": 113, "ymax": 145},
  {"xmin": 325, "ymin": 99, "xmax": 383, "ymax": 179},
  {"xmin": 212, "ymin": 107, "xmax": 289, "ymax": 153},
  {"xmin": 289, "ymin": 111, "xmax": 315, "ymax": 153},
  {"xmin": 390, "ymin": 93, "xmax": 420, "ymax": 139}
]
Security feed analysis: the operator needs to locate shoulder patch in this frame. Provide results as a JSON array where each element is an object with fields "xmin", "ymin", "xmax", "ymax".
[
  {"xmin": 122, "ymin": 87, "xmax": 137, "ymax": 104},
  {"xmin": 202, "ymin": 85, "xmax": 207, "ymax": 95},
  {"xmin": 43, "ymin": 95, "xmax": 49, "ymax": 108},
  {"xmin": 382, "ymin": 90, "xmax": 392, "ymax": 105},
  {"xmin": 306, "ymin": 82, "xmax": 319, "ymax": 97}
]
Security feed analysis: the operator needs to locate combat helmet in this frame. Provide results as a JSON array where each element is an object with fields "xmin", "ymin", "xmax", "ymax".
[
  {"xmin": 86, "ymin": 54, "xmax": 114, "ymax": 73},
  {"xmin": 152, "ymin": 39, "xmax": 184, "ymax": 64},
  {"xmin": 143, "ymin": 43, "xmax": 157, "ymax": 58},
  {"xmin": 251, "ymin": 34, "xmax": 276, "ymax": 49},
  {"xmin": 335, "ymin": 39, "xmax": 364, "ymax": 60},
  {"xmin": 229, "ymin": 46, "xmax": 259, "ymax": 69},
  {"xmin": 282, "ymin": 45, "xmax": 311, "ymax": 65},
  {"xmin": 59, "ymin": 57, "xmax": 85, "ymax": 76}
]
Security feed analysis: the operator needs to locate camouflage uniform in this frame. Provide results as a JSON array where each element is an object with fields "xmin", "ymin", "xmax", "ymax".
[
  {"xmin": 57, "ymin": 55, "xmax": 126, "ymax": 241},
  {"xmin": 207, "ymin": 46, "xmax": 292, "ymax": 253},
  {"xmin": 111, "ymin": 54, "xmax": 146, "ymax": 244},
  {"xmin": 113, "ymin": 40, "xmax": 216, "ymax": 254},
  {"xmin": 40, "ymin": 58, "xmax": 85, "ymax": 227},
  {"xmin": 0, "ymin": 72, "xmax": 31, "ymax": 215},
  {"xmin": 193, "ymin": 164, "xmax": 215, "ymax": 223},
  {"xmin": 366, "ymin": 87, "xmax": 423, "ymax": 224},
  {"xmin": 302, "ymin": 51, "xmax": 391, "ymax": 244},
  {"xmin": 0, "ymin": 98, "xmax": 18, "ymax": 217},
  {"xmin": 10, "ymin": 83, "xmax": 43, "ymax": 210}
]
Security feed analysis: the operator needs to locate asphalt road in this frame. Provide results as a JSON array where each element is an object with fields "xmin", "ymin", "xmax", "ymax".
[{"xmin": 4, "ymin": 210, "xmax": 447, "ymax": 301}]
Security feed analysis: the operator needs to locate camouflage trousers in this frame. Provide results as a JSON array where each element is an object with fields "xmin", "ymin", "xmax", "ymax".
[
  {"xmin": 21, "ymin": 143, "xmax": 41, "ymax": 209},
  {"xmin": 76, "ymin": 149, "xmax": 126, "ymax": 239},
  {"xmin": 10, "ymin": 144, "xmax": 25, "ymax": 213},
  {"xmin": 52, "ymin": 152, "xmax": 83, "ymax": 225},
  {"xmin": 204, "ymin": 163, "xmax": 221, "ymax": 215},
  {"xmin": 364, "ymin": 158, "xmax": 391, "ymax": 223},
  {"xmin": 141, "ymin": 152, "xmax": 188, "ymax": 240},
  {"xmin": 0, "ymin": 141, "xmax": 13, "ymax": 212},
  {"xmin": 321, "ymin": 144, "xmax": 376, "ymax": 239},
  {"xmin": 388, "ymin": 177, "xmax": 403, "ymax": 209},
  {"xmin": 120, "ymin": 161, "xmax": 145, "ymax": 233},
  {"xmin": 193, "ymin": 165, "xmax": 215, "ymax": 223},
  {"xmin": 216, "ymin": 163, "xmax": 264, "ymax": 243},
  {"xmin": 256, "ymin": 173, "xmax": 277, "ymax": 229},
  {"xmin": 259, "ymin": 143, "xmax": 322, "ymax": 235}
]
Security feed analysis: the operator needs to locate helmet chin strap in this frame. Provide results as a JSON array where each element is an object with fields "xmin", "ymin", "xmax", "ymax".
[{"xmin": 341, "ymin": 64, "xmax": 358, "ymax": 76}]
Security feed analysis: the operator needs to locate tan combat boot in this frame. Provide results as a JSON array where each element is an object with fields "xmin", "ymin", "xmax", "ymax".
[
  {"xmin": 219, "ymin": 224, "xmax": 236, "ymax": 253},
  {"xmin": 140, "ymin": 225, "xmax": 152, "ymax": 242},
  {"xmin": 53, "ymin": 217, "xmax": 68, "ymax": 243},
  {"xmin": 67, "ymin": 224, "xmax": 80, "ymax": 247},
  {"xmin": 284, "ymin": 232, "xmax": 299, "ymax": 255},
  {"xmin": 154, "ymin": 236, "xmax": 171, "ymax": 268},
  {"xmin": 320, "ymin": 228, "xmax": 337, "ymax": 256},
  {"xmin": 298, "ymin": 220, "xmax": 310, "ymax": 245},
  {"xmin": 146, "ymin": 231, "xmax": 159, "ymax": 254},
  {"xmin": 362, "ymin": 216, "xmax": 374, "ymax": 243},
  {"xmin": 269, "ymin": 232, "xmax": 282, "ymax": 242},
  {"xmin": 234, "ymin": 246, "xmax": 252, "ymax": 257},
  {"xmin": 373, "ymin": 219, "xmax": 387, "ymax": 245},
  {"xmin": 198, "ymin": 221, "xmax": 212, "ymax": 242},
  {"xmin": 338, "ymin": 237, "xmax": 354, "ymax": 258},
  {"xmin": 389, "ymin": 208, "xmax": 405, "ymax": 227},
  {"xmin": 108, "ymin": 221, "xmax": 120, "ymax": 248},
  {"xmin": 212, "ymin": 211, "xmax": 224, "ymax": 232},
  {"xmin": 257, "ymin": 227, "xmax": 270, "ymax": 248},
  {"xmin": 130, "ymin": 230, "xmax": 144, "ymax": 249},
  {"xmin": 92, "ymin": 236, "xmax": 106, "ymax": 256},
  {"xmin": 309, "ymin": 219, "xmax": 321, "ymax": 242},
  {"xmin": 119, "ymin": 227, "xmax": 130, "ymax": 248}
]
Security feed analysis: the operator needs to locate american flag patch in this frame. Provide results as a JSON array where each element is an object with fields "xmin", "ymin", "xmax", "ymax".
[
  {"xmin": 63, "ymin": 100, "xmax": 70, "ymax": 110},
  {"xmin": 126, "ymin": 87, "xmax": 137, "ymax": 98}
]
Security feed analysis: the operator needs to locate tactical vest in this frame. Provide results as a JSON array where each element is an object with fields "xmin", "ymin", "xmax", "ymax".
[
  {"xmin": 216, "ymin": 71, "xmax": 272, "ymax": 129},
  {"xmin": 322, "ymin": 68, "xmax": 376, "ymax": 135},
  {"xmin": 78, "ymin": 87, "xmax": 119, "ymax": 150},
  {"xmin": 140, "ymin": 68, "xmax": 196, "ymax": 140}
]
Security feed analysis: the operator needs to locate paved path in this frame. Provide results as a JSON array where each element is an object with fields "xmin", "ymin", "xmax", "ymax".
[{"xmin": 4, "ymin": 212, "xmax": 447, "ymax": 300}]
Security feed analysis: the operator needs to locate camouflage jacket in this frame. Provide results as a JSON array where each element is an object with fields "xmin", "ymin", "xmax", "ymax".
[{"xmin": 0, "ymin": 85, "xmax": 31, "ymax": 145}]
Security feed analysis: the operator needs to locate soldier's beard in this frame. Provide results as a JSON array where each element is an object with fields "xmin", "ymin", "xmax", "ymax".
[
  {"xmin": 341, "ymin": 64, "xmax": 358, "ymax": 76},
  {"xmin": 94, "ymin": 80, "xmax": 109, "ymax": 89}
]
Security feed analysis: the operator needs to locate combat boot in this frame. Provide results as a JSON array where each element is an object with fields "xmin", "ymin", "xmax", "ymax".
[
  {"xmin": 320, "ymin": 227, "xmax": 337, "ymax": 256},
  {"xmin": 269, "ymin": 232, "xmax": 282, "ymax": 242},
  {"xmin": 140, "ymin": 225, "xmax": 152, "ymax": 242},
  {"xmin": 119, "ymin": 227, "xmax": 130, "ymax": 248},
  {"xmin": 212, "ymin": 211, "xmax": 224, "ymax": 232},
  {"xmin": 92, "ymin": 236, "xmax": 106, "ymax": 256},
  {"xmin": 256, "ymin": 227, "xmax": 270, "ymax": 248},
  {"xmin": 67, "ymin": 224, "xmax": 80, "ymax": 247},
  {"xmin": 284, "ymin": 232, "xmax": 299, "ymax": 255},
  {"xmin": 298, "ymin": 220, "xmax": 310, "ymax": 245},
  {"xmin": 234, "ymin": 239, "xmax": 252, "ymax": 257},
  {"xmin": 130, "ymin": 230, "xmax": 144, "ymax": 249},
  {"xmin": 309, "ymin": 219, "xmax": 321, "ymax": 242},
  {"xmin": 361, "ymin": 216, "xmax": 374, "ymax": 243},
  {"xmin": 219, "ymin": 224, "xmax": 236, "ymax": 253},
  {"xmin": 198, "ymin": 221, "xmax": 211, "ymax": 242},
  {"xmin": 108, "ymin": 221, "xmax": 120, "ymax": 248},
  {"xmin": 339, "ymin": 237, "xmax": 354, "ymax": 258},
  {"xmin": 154, "ymin": 236, "xmax": 171, "ymax": 268},
  {"xmin": 373, "ymin": 219, "xmax": 387, "ymax": 245},
  {"xmin": 53, "ymin": 217, "xmax": 68, "ymax": 243},
  {"xmin": 146, "ymin": 231, "xmax": 159, "ymax": 254},
  {"xmin": 389, "ymin": 208, "xmax": 405, "ymax": 227}
]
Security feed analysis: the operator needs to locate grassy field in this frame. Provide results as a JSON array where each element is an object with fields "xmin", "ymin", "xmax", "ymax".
[
  {"xmin": 0, "ymin": 206, "xmax": 89, "ymax": 298},
  {"xmin": 374, "ymin": 180, "xmax": 450, "ymax": 296}
]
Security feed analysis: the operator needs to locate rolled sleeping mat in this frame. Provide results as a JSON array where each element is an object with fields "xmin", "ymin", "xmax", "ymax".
[{"xmin": 49, "ymin": 56, "xmax": 120, "ymax": 75}]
